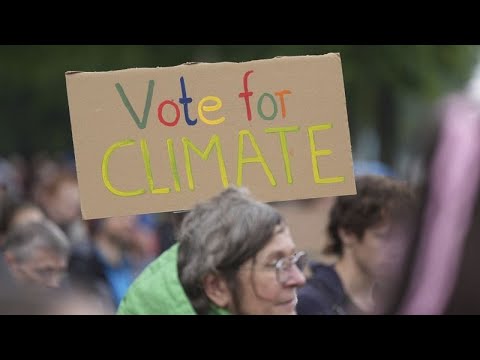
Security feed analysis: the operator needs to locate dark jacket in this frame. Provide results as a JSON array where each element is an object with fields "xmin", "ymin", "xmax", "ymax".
[
  {"xmin": 67, "ymin": 241, "xmax": 117, "ymax": 309},
  {"xmin": 297, "ymin": 262, "xmax": 364, "ymax": 315}
]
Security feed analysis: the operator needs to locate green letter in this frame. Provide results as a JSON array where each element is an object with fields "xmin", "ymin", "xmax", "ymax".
[{"xmin": 115, "ymin": 80, "xmax": 155, "ymax": 130}]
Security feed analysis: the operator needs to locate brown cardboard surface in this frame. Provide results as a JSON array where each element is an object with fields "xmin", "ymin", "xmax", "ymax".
[{"xmin": 65, "ymin": 54, "xmax": 356, "ymax": 219}]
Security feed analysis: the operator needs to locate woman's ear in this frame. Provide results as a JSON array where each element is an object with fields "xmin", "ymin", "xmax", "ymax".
[{"xmin": 203, "ymin": 273, "xmax": 232, "ymax": 309}]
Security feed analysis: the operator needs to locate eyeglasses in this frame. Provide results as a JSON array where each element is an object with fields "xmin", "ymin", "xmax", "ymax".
[
  {"xmin": 270, "ymin": 251, "xmax": 308, "ymax": 285},
  {"xmin": 33, "ymin": 267, "xmax": 68, "ymax": 282},
  {"xmin": 18, "ymin": 264, "xmax": 68, "ymax": 284}
]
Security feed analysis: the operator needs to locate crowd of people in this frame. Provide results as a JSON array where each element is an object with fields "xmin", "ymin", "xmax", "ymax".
[{"xmin": 2, "ymin": 86, "xmax": 480, "ymax": 315}]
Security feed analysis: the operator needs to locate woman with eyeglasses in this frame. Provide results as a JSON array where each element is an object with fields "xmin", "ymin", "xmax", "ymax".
[{"xmin": 117, "ymin": 186, "xmax": 307, "ymax": 315}]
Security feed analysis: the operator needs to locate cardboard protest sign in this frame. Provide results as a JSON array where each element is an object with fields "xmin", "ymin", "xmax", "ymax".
[{"xmin": 66, "ymin": 53, "xmax": 356, "ymax": 219}]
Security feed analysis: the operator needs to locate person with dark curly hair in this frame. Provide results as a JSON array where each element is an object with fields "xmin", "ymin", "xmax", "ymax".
[{"xmin": 297, "ymin": 175, "xmax": 415, "ymax": 315}]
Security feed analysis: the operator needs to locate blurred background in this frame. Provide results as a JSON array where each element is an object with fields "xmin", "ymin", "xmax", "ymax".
[
  {"xmin": 1, "ymin": 45, "xmax": 477, "ymax": 166},
  {"xmin": 1, "ymin": 45, "xmax": 479, "ymax": 313}
]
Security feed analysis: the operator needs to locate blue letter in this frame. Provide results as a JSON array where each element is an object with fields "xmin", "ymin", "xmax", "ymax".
[{"xmin": 179, "ymin": 76, "xmax": 197, "ymax": 126}]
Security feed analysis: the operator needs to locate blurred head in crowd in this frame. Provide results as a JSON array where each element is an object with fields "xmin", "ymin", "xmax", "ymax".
[
  {"xmin": 39, "ymin": 171, "xmax": 80, "ymax": 228},
  {"xmin": 328, "ymin": 175, "xmax": 415, "ymax": 280},
  {"xmin": 46, "ymin": 285, "xmax": 115, "ymax": 315},
  {"xmin": 92, "ymin": 216, "xmax": 137, "ymax": 248},
  {"xmin": 3, "ymin": 219, "xmax": 70, "ymax": 288},
  {"xmin": 9, "ymin": 202, "xmax": 45, "ymax": 228},
  {"xmin": 0, "ymin": 280, "xmax": 114, "ymax": 315},
  {"xmin": 0, "ymin": 157, "xmax": 22, "ymax": 200},
  {"xmin": 296, "ymin": 173, "xmax": 416, "ymax": 315},
  {"xmin": 88, "ymin": 215, "xmax": 144, "ymax": 264},
  {"xmin": 0, "ymin": 200, "xmax": 45, "ymax": 248}
]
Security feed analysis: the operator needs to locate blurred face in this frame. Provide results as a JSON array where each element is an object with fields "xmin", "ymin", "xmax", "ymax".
[
  {"xmin": 8, "ymin": 247, "xmax": 67, "ymax": 288},
  {"xmin": 11, "ymin": 207, "xmax": 45, "ymax": 228},
  {"xmin": 47, "ymin": 181, "xmax": 80, "ymax": 225},
  {"xmin": 232, "ymin": 226, "xmax": 306, "ymax": 315},
  {"xmin": 103, "ymin": 215, "xmax": 136, "ymax": 247},
  {"xmin": 351, "ymin": 222, "xmax": 406, "ymax": 280}
]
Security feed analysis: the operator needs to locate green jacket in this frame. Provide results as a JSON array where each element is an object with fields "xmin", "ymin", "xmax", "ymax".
[{"xmin": 117, "ymin": 243, "xmax": 229, "ymax": 315}]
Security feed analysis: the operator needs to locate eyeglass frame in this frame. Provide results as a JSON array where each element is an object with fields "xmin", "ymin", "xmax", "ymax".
[{"xmin": 264, "ymin": 251, "xmax": 308, "ymax": 285}]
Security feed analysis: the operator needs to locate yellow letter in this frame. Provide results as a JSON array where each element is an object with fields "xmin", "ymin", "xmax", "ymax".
[
  {"xmin": 140, "ymin": 139, "xmax": 170, "ymax": 194},
  {"xmin": 237, "ymin": 130, "xmax": 276, "ymax": 187},
  {"xmin": 198, "ymin": 96, "xmax": 226, "ymax": 125},
  {"xmin": 182, "ymin": 135, "xmax": 228, "ymax": 190},
  {"xmin": 265, "ymin": 126, "xmax": 299, "ymax": 184},
  {"xmin": 308, "ymin": 124, "xmax": 345, "ymax": 184},
  {"xmin": 102, "ymin": 139, "xmax": 145, "ymax": 197},
  {"xmin": 167, "ymin": 139, "xmax": 181, "ymax": 192}
]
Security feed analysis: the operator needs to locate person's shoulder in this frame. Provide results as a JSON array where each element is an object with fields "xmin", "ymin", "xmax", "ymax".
[
  {"xmin": 117, "ymin": 243, "xmax": 195, "ymax": 315},
  {"xmin": 297, "ymin": 262, "xmax": 345, "ymax": 315},
  {"xmin": 69, "ymin": 239, "xmax": 96, "ymax": 259},
  {"xmin": 306, "ymin": 263, "xmax": 342, "ymax": 293}
]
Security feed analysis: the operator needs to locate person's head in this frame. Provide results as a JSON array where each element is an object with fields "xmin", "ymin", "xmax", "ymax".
[
  {"xmin": 327, "ymin": 175, "xmax": 415, "ymax": 280},
  {"xmin": 1, "ymin": 200, "xmax": 45, "ymax": 249},
  {"xmin": 40, "ymin": 171, "xmax": 80, "ymax": 227},
  {"xmin": 90, "ymin": 215, "xmax": 138, "ymax": 250},
  {"xmin": 3, "ymin": 219, "xmax": 70, "ymax": 288},
  {"xmin": 0, "ymin": 157, "xmax": 21, "ymax": 200},
  {"xmin": 177, "ymin": 186, "xmax": 306, "ymax": 315},
  {"xmin": 8, "ymin": 202, "xmax": 45, "ymax": 229}
]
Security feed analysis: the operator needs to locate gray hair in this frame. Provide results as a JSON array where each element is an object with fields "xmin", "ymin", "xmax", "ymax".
[
  {"xmin": 4, "ymin": 219, "xmax": 70, "ymax": 261},
  {"xmin": 178, "ymin": 186, "xmax": 284, "ymax": 314}
]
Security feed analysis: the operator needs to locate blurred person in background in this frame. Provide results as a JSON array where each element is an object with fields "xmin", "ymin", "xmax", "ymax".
[
  {"xmin": 8, "ymin": 202, "xmax": 45, "ymax": 228},
  {"xmin": 35, "ymin": 170, "xmax": 89, "ymax": 246},
  {"xmin": 0, "ymin": 156, "xmax": 23, "ymax": 201},
  {"xmin": 2, "ymin": 201, "xmax": 45, "ymax": 232},
  {"xmin": 2, "ymin": 219, "xmax": 70, "ymax": 289},
  {"xmin": 156, "ymin": 212, "xmax": 186, "ymax": 254},
  {"xmin": 68, "ymin": 215, "xmax": 153, "ymax": 309},
  {"xmin": 1, "ymin": 157, "xmax": 24, "ymax": 246},
  {"xmin": 0, "ymin": 199, "xmax": 45, "ymax": 249},
  {"xmin": 390, "ymin": 86, "xmax": 480, "ymax": 314},
  {"xmin": 0, "ymin": 266, "xmax": 114, "ymax": 314},
  {"xmin": 297, "ymin": 175, "xmax": 416, "ymax": 315},
  {"xmin": 118, "ymin": 186, "xmax": 307, "ymax": 315}
]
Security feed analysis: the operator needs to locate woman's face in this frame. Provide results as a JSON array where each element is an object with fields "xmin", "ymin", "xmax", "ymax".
[{"xmin": 232, "ymin": 226, "xmax": 306, "ymax": 315}]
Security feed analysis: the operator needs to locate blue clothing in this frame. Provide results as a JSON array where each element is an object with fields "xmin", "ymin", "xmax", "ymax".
[
  {"xmin": 297, "ymin": 262, "xmax": 364, "ymax": 315},
  {"xmin": 68, "ymin": 241, "xmax": 140, "ymax": 309},
  {"xmin": 96, "ymin": 252, "xmax": 136, "ymax": 307}
]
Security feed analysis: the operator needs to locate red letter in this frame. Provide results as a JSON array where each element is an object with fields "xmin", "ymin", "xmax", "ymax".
[
  {"xmin": 238, "ymin": 70, "xmax": 254, "ymax": 121},
  {"xmin": 158, "ymin": 100, "xmax": 180, "ymax": 127}
]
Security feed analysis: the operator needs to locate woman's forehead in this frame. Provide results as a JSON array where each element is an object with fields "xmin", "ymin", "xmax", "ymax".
[{"xmin": 257, "ymin": 226, "xmax": 295, "ymax": 257}]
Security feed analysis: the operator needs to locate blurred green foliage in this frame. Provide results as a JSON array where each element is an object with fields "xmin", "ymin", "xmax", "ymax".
[{"xmin": 0, "ymin": 45, "xmax": 477, "ymax": 165}]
